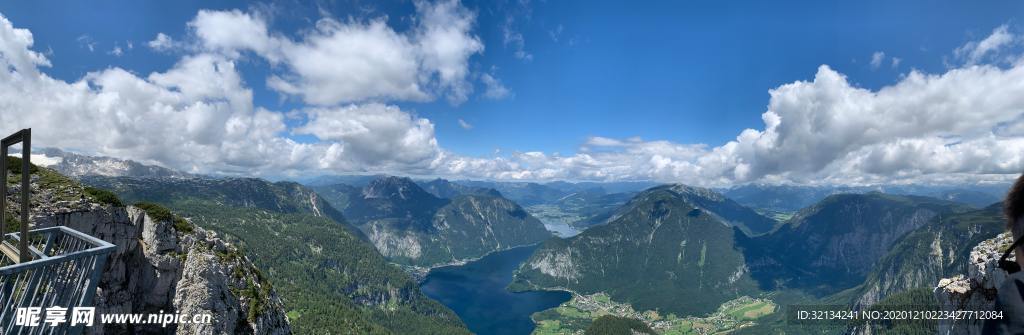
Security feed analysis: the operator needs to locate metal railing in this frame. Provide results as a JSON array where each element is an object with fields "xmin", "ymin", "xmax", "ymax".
[
  {"xmin": 0, "ymin": 226, "xmax": 115, "ymax": 334},
  {"xmin": 0, "ymin": 129, "xmax": 117, "ymax": 334}
]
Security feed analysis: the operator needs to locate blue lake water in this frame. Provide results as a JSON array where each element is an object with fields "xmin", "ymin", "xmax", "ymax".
[{"xmin": 419, "ymin": 245, "xmax": 571, "ymax": 335}]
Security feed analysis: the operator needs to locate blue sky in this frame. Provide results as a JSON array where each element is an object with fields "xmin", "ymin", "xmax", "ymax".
[
  {"xmin": 0, "ymin": 0, "xmax": 1023, "ymax": 185},
  {"xmin": 2, "ymin": 0, "xmax": 1018, "ymax": 155}
]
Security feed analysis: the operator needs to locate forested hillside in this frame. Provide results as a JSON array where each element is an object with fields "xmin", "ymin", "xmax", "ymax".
[{"xmin": 84, "ymin": 176, "xmax": 469, "ymax": 334}]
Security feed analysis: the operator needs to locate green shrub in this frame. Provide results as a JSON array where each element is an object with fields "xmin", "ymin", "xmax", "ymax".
[
  {"xmin": 584, "ymin": 315, "xmax": 655, "ymax": 335},
  {"xmin": 4, "ymin": 213, "xmax": 19, "ymax": 232},
  {"xmin": 84, "ymin": 187, "xmax": 124, "ymax": 207},
  {"xmin": 135, "ymin": 202, "xmax": 194, "ymax": 233},
  {"xmin": 216, "ymin": 248, "xmax": 242, "ymax": 262},
  {"xmin": 235, "ymin": 277, "xmax": 268, "ymax": 324},
  {"xmin": 4, "ymin": 156, "xmax": 38, "ymax": 175},
  {"xmin": 232, "ymin": 265, "xmax": 246, "ymax": 279},
  {"xmin": 172, "ymin": 217, "xmax": 194, "ymax": 234},
  {"xmin": 134, "ymin": 202, "xmax": 174, "ymax": 222}
]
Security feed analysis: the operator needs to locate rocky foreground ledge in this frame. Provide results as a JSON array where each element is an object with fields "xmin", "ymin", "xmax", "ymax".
[
  {"xmin": 6, "ymin": 165, "xmax": 291, "ymax": 334},
  {"xmin": 39, "ymin": 204, "xmax": 293, "ymax": 335},
  {"xmin": 935, "ymin": 232, "xmax": 1015, "ymax": 335}
]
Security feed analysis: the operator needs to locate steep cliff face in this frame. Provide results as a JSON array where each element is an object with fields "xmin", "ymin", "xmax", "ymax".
[
  {"xmin": 34, "ymin": 205, "xmax": 291, "ymax": 335},
  {"xmin": 847, "ymin": 204, "xmax": 1003, "ymax": 309},
  {"xmin": 363, "ymin": 194, "xmax": 552, "ymax": 266},
  {"xmin": 315, "ymin": 176, "xmax": 551, "ymax": 267},
  {"xmin": 934, "ymin": 233, "xmax": 1014, "ymax": 335},
  {"xmin": 741, "ymin": 193, "xmax": 971, "ymax": 294},
  {"xmin": 6, "ymin": 164, "xmax": 290, "ymax": 334}
]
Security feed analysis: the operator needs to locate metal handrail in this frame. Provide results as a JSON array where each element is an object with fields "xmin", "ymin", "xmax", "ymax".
[
  {"xmin": 0, "ymin": 226, "xmax": 115, "ymax": 335},
  {"xmin": 0, "ymin": 227, "xmax": 115, "ymax": 274}
]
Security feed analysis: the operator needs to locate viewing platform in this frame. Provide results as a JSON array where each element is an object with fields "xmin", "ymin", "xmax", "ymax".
[
  {"xmin": 0, "ymin": 128, "xmax": 115, "ymax": 334},
  {"xmin": 0, "ymin": 226, "xmax": 114, "ymax": 334}
]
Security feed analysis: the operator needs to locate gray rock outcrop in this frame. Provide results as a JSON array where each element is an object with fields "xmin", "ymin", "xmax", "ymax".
[
  {"xmin": 5, "ymin": 168, "xmax": 291, "ymax": 334},
  {"xmin": 35, "ymin": 204, "xmax": 291, "ymax": 334},
  {"xmin": 934, "ymin": 232, "xmax": 1014, "ymax": 335}
]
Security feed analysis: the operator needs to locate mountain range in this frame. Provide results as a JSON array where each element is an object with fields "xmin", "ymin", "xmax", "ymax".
[
  {"xmin": 723, "ymin": 183, "xmax": 1005, "ymax": 212},
  {"xmin": 740, "ymin": 193, "xmax": 973, "ymax": 295},
  {"xmin": 18, "ymin": 149, "xmax": 1013, "ymax": 334},
  {"xmin": 32, "ymin": 147, "xmax": 195, "ymax": 178},
  {"xmin": 83, "ymin": 175, "xmax": 469, "ymax": 334},
  {"xmin": 845, "ymin": 202, "xmax": 1004, "ymax": 308},
  {"xmin": 311, "ymin": 177, "xmax": 551, "ymax": 267},
  {"xmin": 512, "ymin": 184, "xmax": 1007, "ymax": 329}
]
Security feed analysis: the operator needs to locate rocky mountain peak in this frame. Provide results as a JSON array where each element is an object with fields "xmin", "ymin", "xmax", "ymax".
[
  {"xmin": 642, "ymin": 184, "xmax": 776, "ymax": 234},
  {"xmin": 363, "ymin": 176, "xmax": 432, "ymax": 200},
  {"xmin": 33, "ymin": 147, "xmax": 194, "ymax": 179},
  {"xmin": 511, "ymin": 183, "xmax": 759, "ymax": 316},
  {"xmin": 420, "ymin": 178, "xmax": 503, "ymax": 199},
  {"xmin": 668, "ymin": 184, "xmax": 725, "ymax": 202}
]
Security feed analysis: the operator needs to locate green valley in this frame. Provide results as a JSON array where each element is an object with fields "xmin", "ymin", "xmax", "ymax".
[{"xmin": 532, "ymin": 292, "xmax": 775, "ymax": 335}]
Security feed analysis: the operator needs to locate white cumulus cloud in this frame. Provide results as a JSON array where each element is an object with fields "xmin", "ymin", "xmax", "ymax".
[
  {"xmin": 190, "ymin": 0, "xmax": 485, "ymax": 105},
  {"xmin": 148, "ymin": 33, "xmax": 176, "ymax": 51},
  {"xmin": 1, "ymin": 11, "xmax": 1023, "ymax": 187},
  {"xmin": 436, "ymin": 29, "xmax": 1024, "ymax": 186},
  {"xmin": 870, "ymin": 51, "xmax": 885, "ymax": 69},
  {"xmin": 956, "ymin": 24, "xmax": 1017, "ymax": 64},
  {"xmin": 295, "ymin": 103, "xmax": 442, "ymax": 170},
  {"xmin": 0, "ymin": 12, "xmax": 440, "ymax": 177},
  {"xmin": 480, "ymin": 73, "xmax": 511, "ymax": 99}
]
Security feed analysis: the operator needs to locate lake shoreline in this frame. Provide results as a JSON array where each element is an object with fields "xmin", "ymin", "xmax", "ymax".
[
  {"xmin": 418, "ymin": 244, "xmax": 573, "ymax": 335},
  {"xmin": 400, "ymin": 242, "xmax": 547, "ymax": 283}
]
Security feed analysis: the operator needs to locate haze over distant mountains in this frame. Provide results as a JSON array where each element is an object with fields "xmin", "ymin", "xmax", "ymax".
[
  {"xmin": 31, "ymin": 148, "xmax": 1008, "ymax": 212},
  {"xmin": 723, "ymin": 183, "xmax": 1006, "ymax": 211}
]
